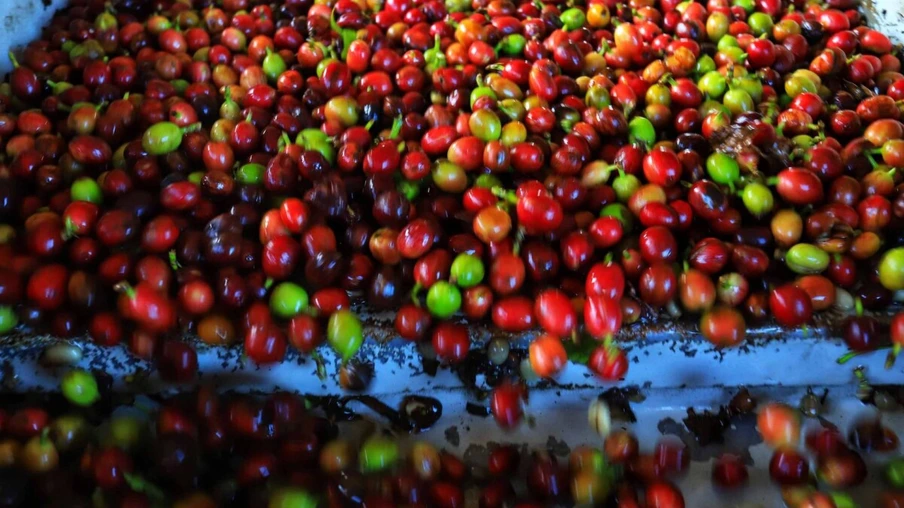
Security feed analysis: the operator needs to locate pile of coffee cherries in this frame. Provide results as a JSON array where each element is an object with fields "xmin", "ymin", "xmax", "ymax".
[{"xmin": 1, "ymin": 0, "xmax": 904, "ymax": 441}]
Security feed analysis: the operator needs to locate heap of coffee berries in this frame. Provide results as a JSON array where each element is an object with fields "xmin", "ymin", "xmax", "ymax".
[{"xmin": 1, "ymin": 0, "xmax": 904, "ymax": 390}]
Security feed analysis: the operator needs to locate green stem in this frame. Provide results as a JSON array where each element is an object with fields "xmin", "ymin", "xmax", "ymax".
[
  {"xmin": 114, "ymin": 282, "xmax": 135, "ymax": 299},
  {"xmin": 124, "ymin": 473, "xmax": 167, "ymax": 503},
  {"xmin": 838, "ymin": 345, "xmax": 892, "ymax": 365},
  {"xmin": 837, "ymin": 350, "xmax": 866, "ymax": 365},
  {"xmin": 513, "ymin": 227, "xmax": 525, "ymax": 256},
  {"xmin": 311, "ymin": 350, "xmax": 327, "ymax": 379},
  {"xmin": 389, "ymin": 115, "xmax": 403, "ymax": 140},
  {"xmin": 168, "ymin": 250, "xmax": 181, "ymax": 271},
  {"xmin": 490, "ymin": 187, "xmax": 519, "ymax": 204},
  {"xmin": 62, "ymin": 217, "xmax": 78, "ymax": 241},
  {"xmin": 865, "ymin": 151, "xmax": 879, "ymax": 168},
  {"xmin": 886, "ymin": 343, "xmax": 902, "ymax": 370}
]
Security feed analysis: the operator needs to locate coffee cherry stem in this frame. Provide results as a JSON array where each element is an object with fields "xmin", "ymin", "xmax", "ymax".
[
  {"xmin": 168, "ymin": 250, "xmax": 181, "ymax": 271},
  {"xmin": 113, "ymin": 281, "xmax": 136, "ymax": 299},
  {"xmin": 124, "ymin": 473, "xmax": 167, "ymax": 504},
  {"xmin": 311, "ymin": 349, "xmax": 328, "ymax": 379},
  {"xmin": 886, "ymin": 344, "xmax": 902, "ymax": 369},
  {"xmin": 865, "ymin": 151, "xmax": 880, "ymax": 168},
  {"xmin": 389, "ymin": 115, "xmax": 403, "ymax": 140}
]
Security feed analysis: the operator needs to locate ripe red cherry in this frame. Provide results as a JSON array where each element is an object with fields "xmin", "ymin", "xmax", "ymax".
[
  {"xmin": 516, "ymin": 194, "xmax": 563, "ymax": 233},
  {"xmin": 490, "ymin": 381, "xmax": 525, "ymax": 429},
  {"xmin": 117, "ymin": 282, "xmax": 176, "ymax": 333},
  {"xmin": 244, "ymin": 323, "xmax": 288, "ymax": 364},
  {"xmin": 7, "ymin": 407, "xmax": 49, "ymax": 438},
  {"xmin": 842, "ymin": 313, "xmax": 881, "ymax": 352},
  {"xmin": 93, "ymin": 447, "xmax": 134, "ymax": 490},
  {"xmin": 589, "ymin": 216, "xmax": 624, "ymax": 248},
  {"xmin": 395, "ymin": 303, "xmax": 432, "ymax": 342},
  {"xmin": 700, "ymin": 307, "xmax": 746, "ymax": 348},
  {"xmin": 589, "ymin": 345, "xmax": 628, "ymax": 381},
  {"xmin": 364, "ymin": 138, "xmax": 402, "ymax": 174},
  {"xmin": 639, "ymin": 263, "xmax": 677, "ymax": 307},
  {"xmin": 645, "ymin": 481, "xmax": 685, "ymax": 508},
  {"xmin": 529, "ymin": 334, "xmax": 567, "ymax": 378},
  {"xmin": 776, "ymin": 168, "xmax": 824, "ymax": 205},
  {"xmin": 463, "ymin": 285, "xmax": 494, "ymax": 320},
  {"xmin": 769, "ymin": 285, "xmax": 813, "ymax": 328},
  {"xmin": 262, "ymin": 236, "xmax": 302, "ymax": 280},
  {"xmin": 654, "ymin": 436, "xmax": 690, "ymax": 475},
  {"xmin": 26, "ymin": 264, "xmax": 68, "ymax": 310},
  {"xmin": 586, "ymin": 260, "xmax": 625, "ymax": 300},
  {"xmin": 142, "ymin": 216, "xmax": 181, "ymax": 253},
  {"xmin": 687, "ymin": 181, "xmax": 728, "ymax": 221},
  {"xmin": 397, "ymin": 219, "xmax": 436, "ymax": 259},
  {"xmin": 179, "ymin": 279, "xmax": 215, "ymax": 315},
  {"xmin": 526, "ymin": 452, "xmax": 565, "ymax": 500},
  {"xmin": 584, "ymin": 295, "xmax": 622, "ymax": 339},
  {"xmin": 157, "ymin": 341, "xmax": 199, "ymax": 383},
  {"xmin": 643, "ymin": 149, "xmax": 682, "ymax": 187},
  {"xmin": 492, "ymin": 296, "xmax": 535, "ymax": 332},
  {"xmin": 311, "ymin": 288, "xmax": 351, "ymax": 317},
  {"xmin": 535, "ymin": 289, "xmax": 577, "ymax": 337},
  {"xmin": 689, "ymin": 238, "xmax": 730, "ymax": 274},
  {"xmin": 768, "ymin": 447, "xmax": 809, "ymax": 486},
  {"xmin": 639, "ymin": 202, "xmax": 679, "ymax": 229},
  {"xmin": 430, "ymin": 481, "xmax": 465, "ymax": 508},
  {"xmin": 818, "ymin": 450, "xmax": 867, "ymax": 489},
  {"xmin": 712, "ymin": 454, "xmax": 748, "ymax": 489},
  {"xmin": 639, "ymin": 226, "xmax": 678, "ymax": 264},
  {"xmin": 160, "ymin": 181, "xmax": 200, "ymax": 211},
  {"xmin": 278, "ymin": 197, "xmax": 310, "ymax": 234},
  {"xmin": 62, "ymin": 201, "xmax": 99, "ymax": 237},
  {"xmin": 287, "ymin": 314, "xmax": 321, "ymax": 353},
  {"xmin": 432, "ymin": 322, "xmax": 470, "ymax": 364},
  {"xmin": 747, "ymin": 39, "xmax": 776, "ymax": 68},
  {"xmin": 560, "ymin": 231, "xmax": 594, "ymax": 271},
  {"xmin": 487, "ymin": 445, "xmax": 521, "ymax": 476},
  {"xmin": 90, "ymin": 312, "xmax": 124, "ymax": 346},
  {"xmin": 9, "ymin": 59, "xmax": 41, "ymax": 100},
  {"xmin": 806, "ymin": 427, "xmax": 847, "ymax": 458}
]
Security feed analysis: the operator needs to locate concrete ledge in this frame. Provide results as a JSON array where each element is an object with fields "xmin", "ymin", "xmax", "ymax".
[
  {"xmin": 0, "ymin": 0, "xmax": 69, "ymax": 74},
  {"xmin": 2, "ymin": 316, "xmax": 901, "ymax": 394}
]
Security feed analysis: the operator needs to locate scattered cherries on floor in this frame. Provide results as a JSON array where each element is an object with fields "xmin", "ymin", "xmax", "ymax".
[
  {"xmin": 0, "ymin": 0, "xmax": 903, "ymax": 501},
  {"xmin": 0, "ymin": 374, "xmax": 902, "ymax": 506}
]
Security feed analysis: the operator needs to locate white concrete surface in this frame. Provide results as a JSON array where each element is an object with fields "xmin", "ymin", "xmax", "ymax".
[{"xmin": 0, "ymin": 0, "xmax": 69, "ymax": 74}]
